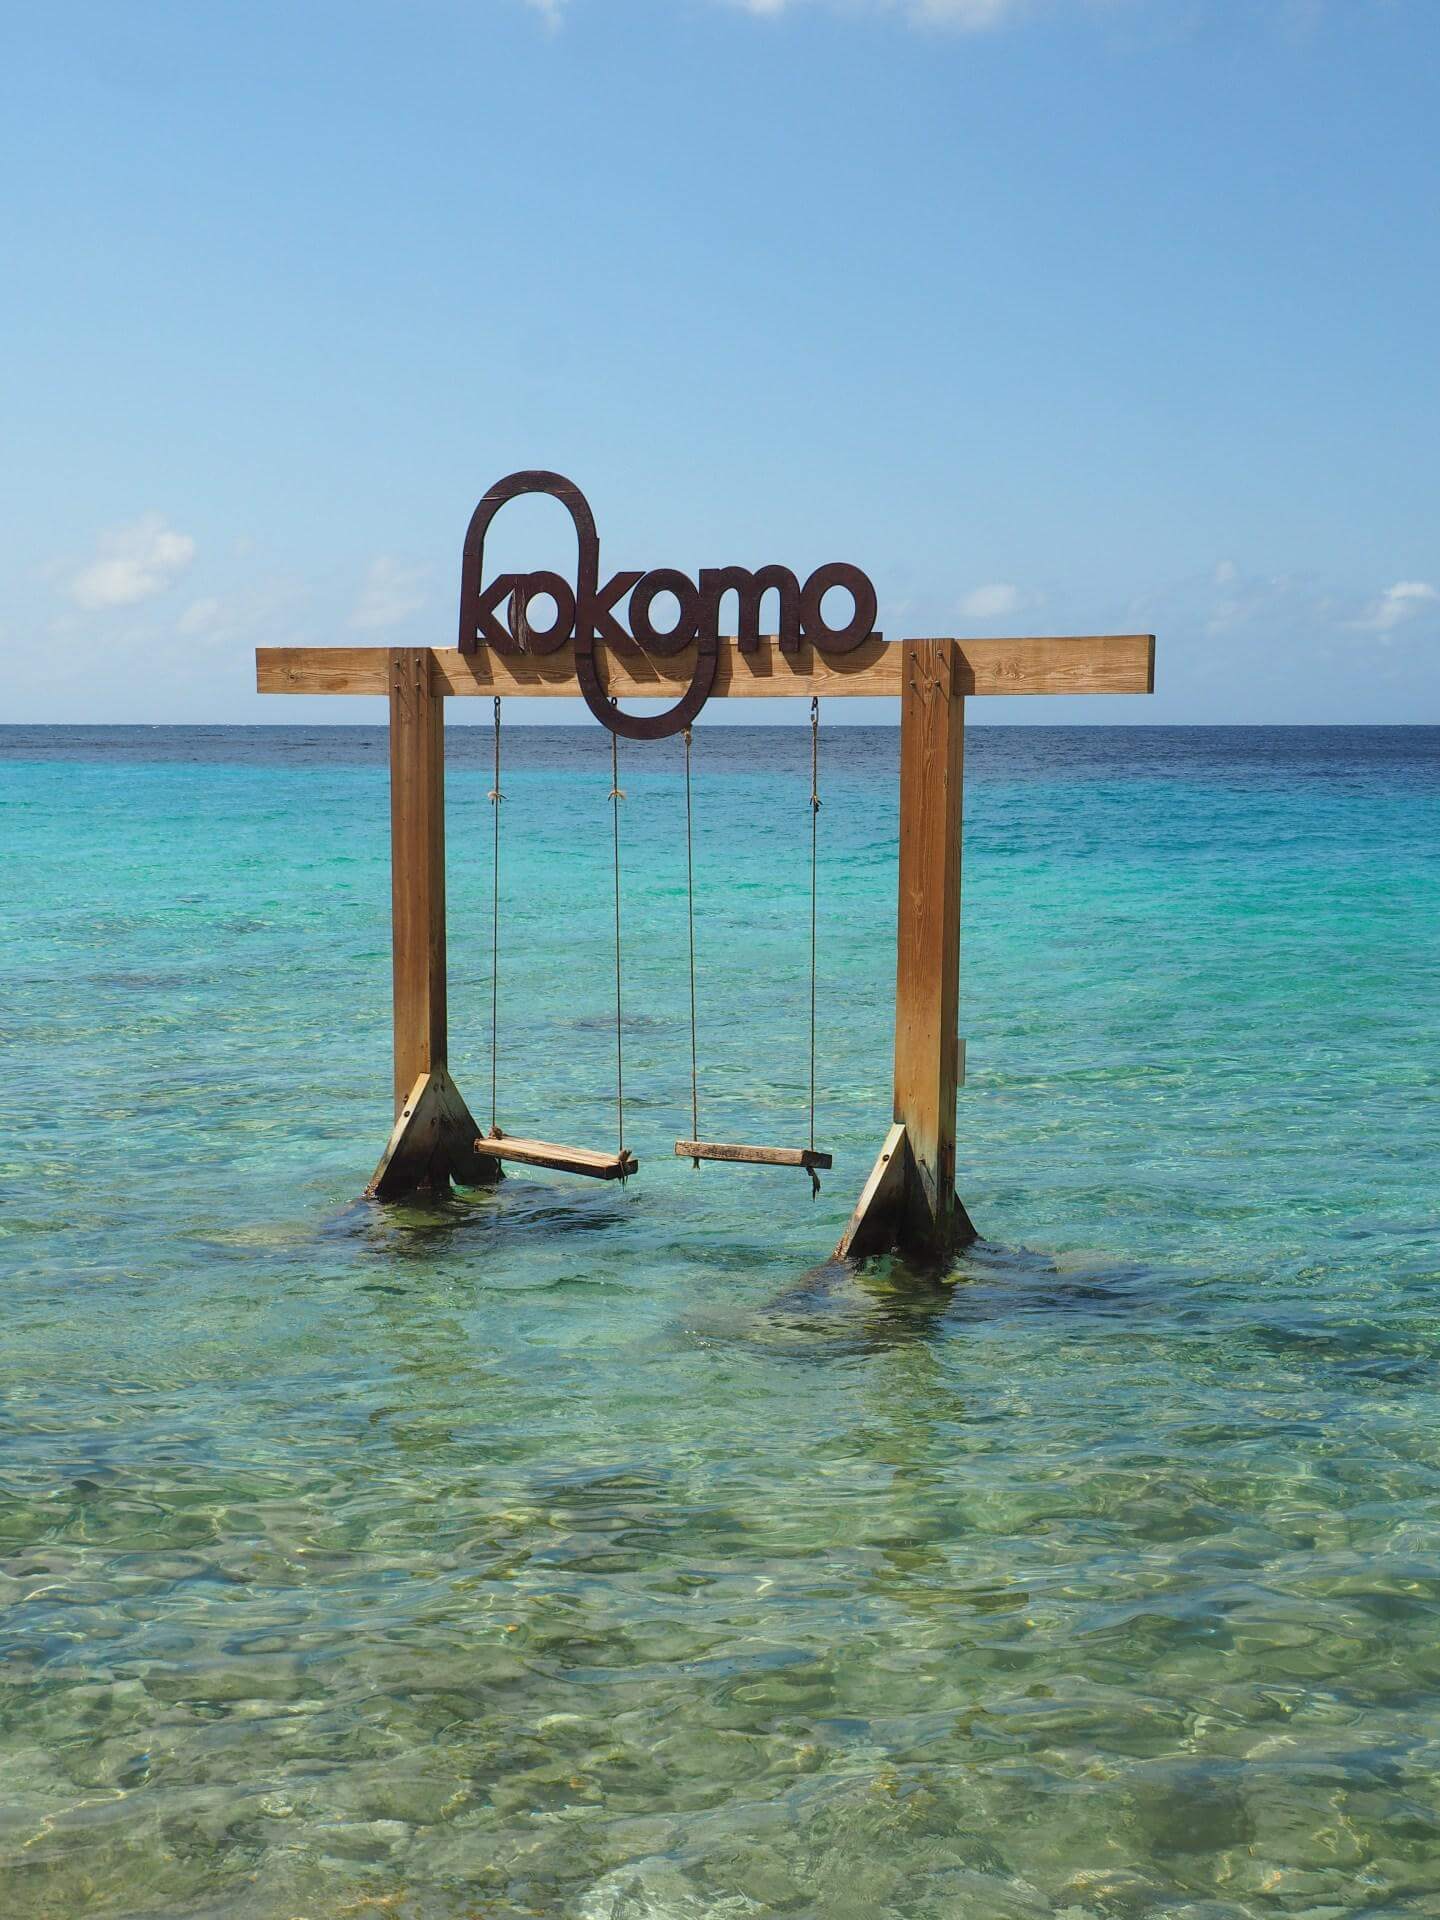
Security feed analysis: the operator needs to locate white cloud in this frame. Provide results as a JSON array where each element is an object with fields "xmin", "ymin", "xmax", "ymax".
[
  {"xmin": 69, "ymin": 514, "xmax": 196, "ymax": 610},
  {"xmin": 901, "ymin": 0, "xmax": 1023, "ymax": 21},
  {"xmin": 168, "ymin": 577, "xmax": 314, "ymax": 655},
  {"xmin": 533, "ymin": 0, "xmax": 1031, "ymax": 26},
  {"xmin": 731, "ymin": 0, "xmax": 1027, "ymax": 20},
  {"xmin": 725, "ymin": 0, "xmax": 1029, "ymax": 19},
  {"xmin": 1118, "ymin": 558, "xmax": 1440, "ymax": 713},
  {"xmin": 177, "ymin": 596, "xmax": 222, "ymax": 637},
  {"xmin": 1354, "ymin": 580, "xmax": 1437, "ymax": 635},
  {"xmin": 350, "ymin": 557, "xmax": 429, "ymax": 633},
  {"xmin": 959, "ymin": 581, "xmax": 1037, "ymax": 619},
  {"xmin": 1204, "ymin": 563, "xmax": 1314, "ymax": 637}
]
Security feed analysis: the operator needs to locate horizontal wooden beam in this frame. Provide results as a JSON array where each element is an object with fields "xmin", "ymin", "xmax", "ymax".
[{"xmin": 256, "ymin": 633, "xmax": 1154, "ymax": 701}]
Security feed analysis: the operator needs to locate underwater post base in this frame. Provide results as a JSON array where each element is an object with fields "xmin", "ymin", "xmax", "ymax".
[
  {"xmin": 367, "ymin": 1066, "xmax": 500, "ymax": 1200},
  {"xmin": 835, "ymin": 1124, "xmax": 977, "ymax": 1263}
]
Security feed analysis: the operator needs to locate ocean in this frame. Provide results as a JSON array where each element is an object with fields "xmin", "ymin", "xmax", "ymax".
[{"xmin": 2, "ymin": 722, "xmax": 1438, "ymax": 1918}]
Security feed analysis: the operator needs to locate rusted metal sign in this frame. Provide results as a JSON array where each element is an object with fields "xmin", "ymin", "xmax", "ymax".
[{"xmin": 458, "ymin": 471, "xmax": 880, "ymax": 740}]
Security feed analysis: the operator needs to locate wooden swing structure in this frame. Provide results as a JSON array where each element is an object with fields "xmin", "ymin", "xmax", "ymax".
[
  {"xmin": 672, "ymin": 699, "xmax": 834, "ymax": 1194},
  {"xmin": 468, "ymin": 691, "xmax": 641, "ymax": 1185},
  {"xmin": 255, "ymin": 473, "xmax": 1154, "ymax": 1261}
]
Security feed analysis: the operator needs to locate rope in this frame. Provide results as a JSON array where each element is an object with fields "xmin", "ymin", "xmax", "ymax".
[
  {"xmin": 683, "ymin": 726, "xmax": 699, "ymax": 1167},
  {"xmin": 608, "ymin": 720, "xmax": 626, "ymax": 1166},
  {"xmin": 808, "ymin": 696, "xmax": 821, "ymax": 1198},
  {"xmin": 488, "ymin": 696, "xmax": 503, "ymax": 1134}
]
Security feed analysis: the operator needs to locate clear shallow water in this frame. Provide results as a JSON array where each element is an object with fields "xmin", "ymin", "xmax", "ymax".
[{"xmin": 2, "ymin": 722, "xmax": 1438, "ymax": 1920}]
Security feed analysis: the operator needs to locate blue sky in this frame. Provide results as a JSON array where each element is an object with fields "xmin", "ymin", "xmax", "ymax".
[{"xmin": 4, "ymin": 0, "xmax": 1436, "ymax": 725}]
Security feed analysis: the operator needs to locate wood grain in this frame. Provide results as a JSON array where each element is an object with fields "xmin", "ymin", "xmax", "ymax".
[
  {"xmin": 472, "ymin": 1133, "xmax": 638, "ymax": 1180},
  {"xmin": 892, "ymin": 641, "xmax": 976, "ymax": 1251},
  {"xmin": 367, "ymin": 1065, "xmax": 497, "ymax": 1197},
  {"xmin": 674, "ymin": 1140, "xmax": 833, "ymax": 1169},
  {"xmin": 369, "ymin": 1070, "xmax": 445, "ymax": 1199},
  {"xmin": 834, "ymin": 1122, "xmax": 912, "ymax": 1262},
  {"xmin": 430, "ymin": 1066, "xmax": 497, "ymax": 1188},
  {"xmin": 257, "ymin": 633, "xmax": 1154, "ymax": 701},
  {"xmin": 388, "ymin": 649, "xmax": 447, "ymax": 1119}
]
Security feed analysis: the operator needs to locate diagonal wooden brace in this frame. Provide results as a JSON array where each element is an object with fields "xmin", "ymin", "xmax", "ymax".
[
  {"xmin": 835, "ymin": 1123, "xmax": 913, "ymax": 1260},
  {"xmin": 834, "ymin": 1123, "xmax": 976, "ymax": 1263},
  {"xmin": 368, "ymin": 1067, "xmax": 499, "ymax": 1200}
]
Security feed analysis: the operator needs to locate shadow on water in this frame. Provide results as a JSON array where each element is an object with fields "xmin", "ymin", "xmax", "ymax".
[
  {"xmin": 689, "ymin": 1236, "xmax": 1174, "ymax": 1360},
  {"xmin": 319, "ymin": 1187, "xmax": 1171, "ymax": 1357},
  {"xmin": 321, "ymin": 1173, "xmax": 638, "ymax": 1257}
]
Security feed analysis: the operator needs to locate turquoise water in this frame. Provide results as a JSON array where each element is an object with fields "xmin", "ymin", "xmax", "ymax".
[{"xmin": 3, "ymin": 722, "xmax": 1439, "ymax": 1920}]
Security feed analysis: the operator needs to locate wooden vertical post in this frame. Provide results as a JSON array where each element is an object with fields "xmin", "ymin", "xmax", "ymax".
[
  {"xmin": 892, "ymin": 639, "xmax": 975, "ymax": 1252},
  {"xmin": 388, "ymin": 646, "xmax": 448, "ymax": 1119},
  {"xmin": 369, "ymin": 648, "xmax": 496, "ymax": 1197}
]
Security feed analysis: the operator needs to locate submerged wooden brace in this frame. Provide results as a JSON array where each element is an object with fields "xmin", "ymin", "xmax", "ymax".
[
  {"xmin": 259, "ymin": 632, "xmax": 1155, "ymax": 1252},
  {"xmin": 675, "ymin": 1141, "xmax": 832, "ymax": 1170}
]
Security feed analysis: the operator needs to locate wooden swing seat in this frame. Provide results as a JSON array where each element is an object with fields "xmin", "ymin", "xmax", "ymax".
[
  {"xmin": 674, "ymin": 1140, "xmax": 832, "ymax": 1170},
  {"xmin": 473, "ymin": 1130, "xmax": 638, "ymax": 1181}
]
